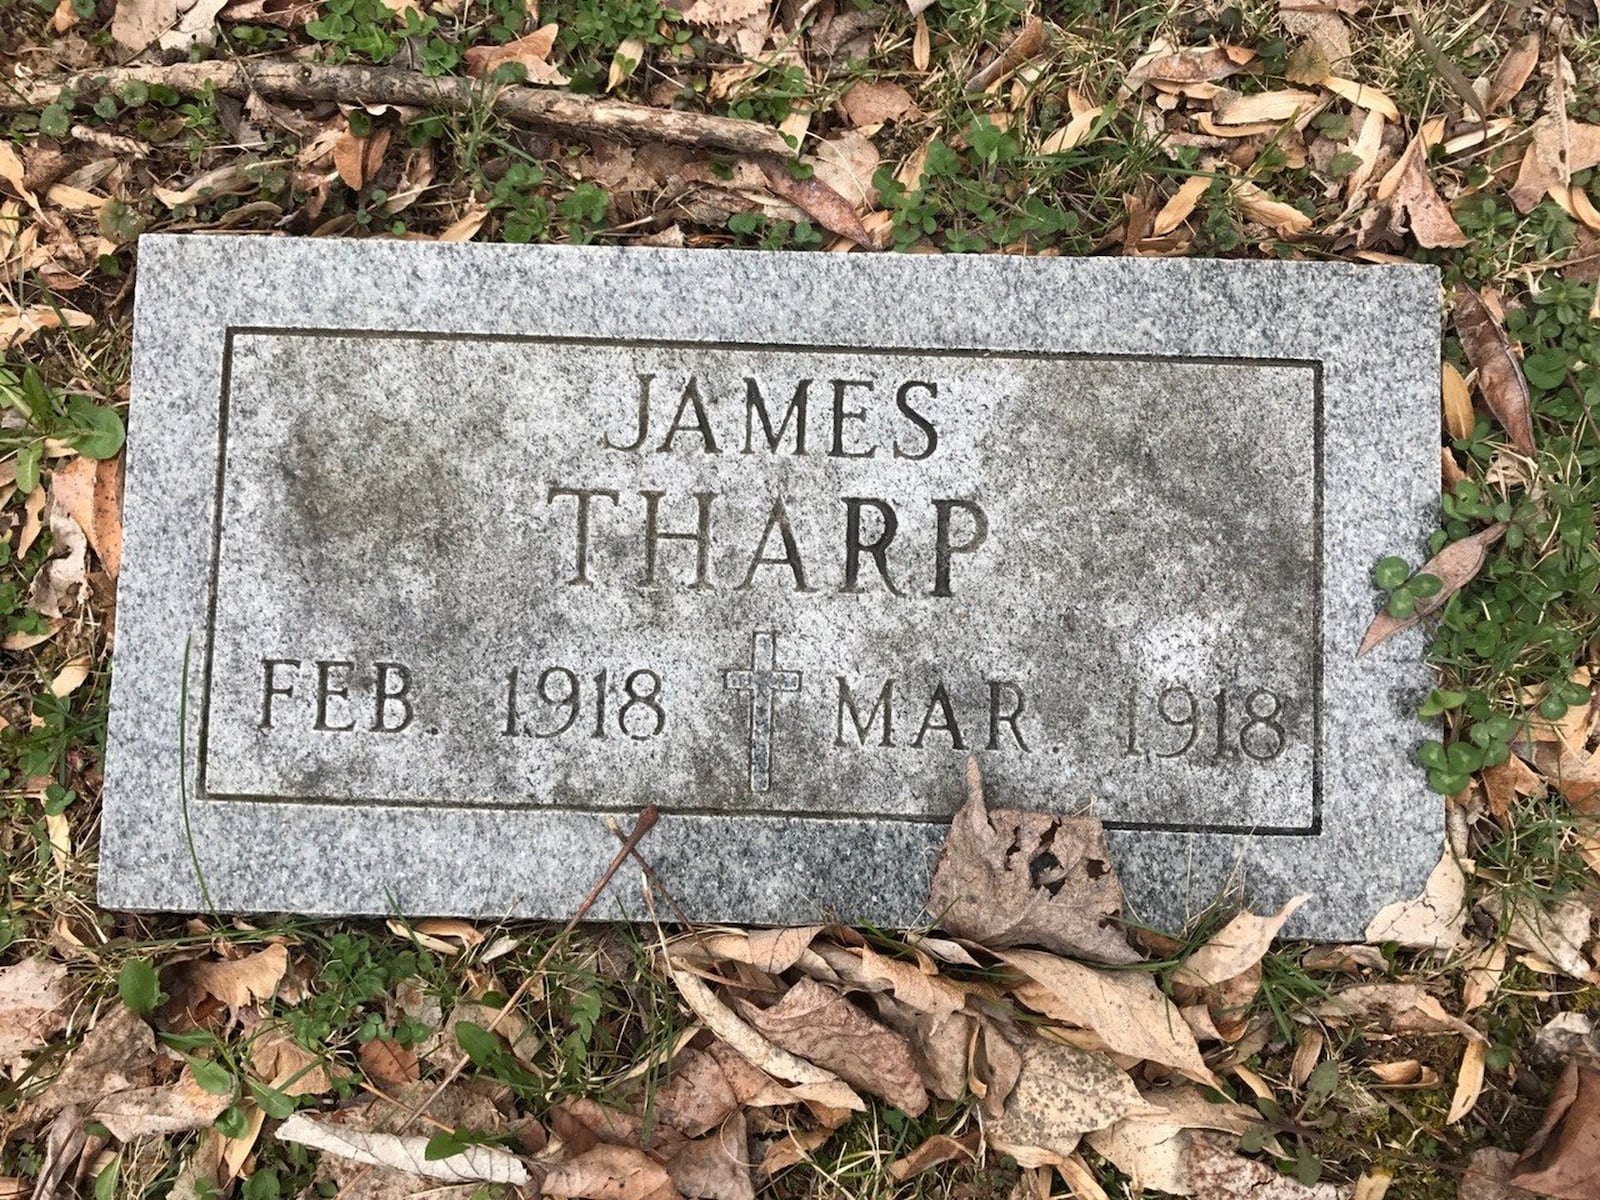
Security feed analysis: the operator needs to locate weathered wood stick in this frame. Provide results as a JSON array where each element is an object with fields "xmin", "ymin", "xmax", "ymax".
[{"xmin": 0, "ymin": 60, "xmax": 794, "ymax": 156}]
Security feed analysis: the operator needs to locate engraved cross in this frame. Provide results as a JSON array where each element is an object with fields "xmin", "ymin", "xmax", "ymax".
[{"xmin": 724, "ymin": 630, "xmax": 801, "ymax": 794}]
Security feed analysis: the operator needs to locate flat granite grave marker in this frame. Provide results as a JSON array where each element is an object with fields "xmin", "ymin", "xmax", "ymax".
[{"xmin": 101, "ymin": 235, "xmax": 1442, "ymax": 938}]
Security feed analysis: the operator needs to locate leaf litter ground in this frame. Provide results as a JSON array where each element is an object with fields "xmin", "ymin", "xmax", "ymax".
[{"xmin": 2, "ymin": 0, "xmax": 1600, "ymax": 1197}]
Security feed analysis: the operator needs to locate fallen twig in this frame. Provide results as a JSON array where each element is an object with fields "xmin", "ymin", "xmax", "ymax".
[{"xmin": 1, "ymin": 61, "xmax": 793, "ymax": 157}]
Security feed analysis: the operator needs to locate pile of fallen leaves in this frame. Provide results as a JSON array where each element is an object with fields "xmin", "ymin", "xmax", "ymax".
[{"xmin": 4, "ymin": 762, "xmax": 1599, "ymax": 1199}]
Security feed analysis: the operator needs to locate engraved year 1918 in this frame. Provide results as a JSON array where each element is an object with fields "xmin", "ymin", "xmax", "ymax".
[
  {"xmin": 502, "ymin": 665, "xmax": 667, "ymax": 741},
  {"xmin": 1122, "ymin": 683, "xmax": 1289, "ymax": 762}
]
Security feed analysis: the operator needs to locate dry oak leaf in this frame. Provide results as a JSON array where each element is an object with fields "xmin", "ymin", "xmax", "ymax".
[
  {"xmin": 1173, "ymin": 896, "xmax": 1308, "ymax": 991},
  {"xmin": 93, "ymin": 1064, "xmax": 233, "ymax": 1140},
  {"xmin": 1314, "ymin": 984, "xmax": 1483, "ymax": 1040},
  {"xmin": 277, "ymin": 1112, "xmax": 528, "ymax": 1185},
  {"xmin": 1454, "ymin": 286, "xmax": 1535, "ymax": 455},
  {"xmin": 653, "ymin": 1048, "xmax": 741, "ymax": 1139},
  {"xmin": 661, "ymin": 1111, "xmax": 754, "ymax": 1200},
  {"xmin": 739, "ymin": 977, "xmax": 928, "ymax": 1115},
  {"xmin": 27, "ymin": 493, "xmax": 87, "ymax": 619},
  {"xmin": 757, "ymin": 156, "xmax": 872, "ymax": 248},
  {"xmin": 185, "ymin": 943, "xmax": 289, "ymax": 1010},
  {"xmin": 1461, "ymin": 1149, "xmax": 1541, "ymax": 1200},
  {"xmin": 0, "ymin": 957, "xmax": 69, "ymax": 1078},
  {"xmin": 462, "ymin": 24, "xmax": 568, "ymax": 85},
  {"xmin": 889, "ymin": 1130, "xmax": 980, "ymax": 1182},
  {"xmin": 665, "ymin": 967, "xmax": 863, "ymax": 1112},
  {"xmin": 928, "ymin": 757, "xmax": 1138, "ymax": 964},
  {"xmin": 1086, "ymin": 1086, "xmax": 1263, "ymax": 1195},
  {"xmin": 1509, "ymin": 119, "xmax": 1600, "ymax": 214},
  {"xmin": 838, "ymin": 81, "xmax": 920, "ymax": 127},
  {"xmin": 1125, "ymin": 39, "xmax": 1250, "ymax": 91},
  {"xmin": 1362, "ymin": 849, "xmax": 1469, "ymax": 951},
  {"xmin": 49, "ymin": 454, "xmax": 123, "ymax": 579},
  {"xmin": 1511, "ymin": 1063, "xmax": 1600, "ymax": 1199},
  {"xmin": 332, "ymin": 126, "xmax": 392, "ymax": 192},
  {"xmin": 984, "ymin": 1034, "xmax": 1158, "ymax": 1167},
  {"xmin": 39, "ymin": 1005, "xmax": 156, "ymax": 1113},
  {"xmin": 0, "ymin": 304, "xmax": 93, "ymax": 350},
  {"xmin": 1358, "ymin": 523, "xmax": 1507, "ymax": 655},
  {"xmin": 997, "ymin": 948, "xmax": 1217, "ymax": 1086},
  {"xmin": 1377, "ymin": 137, "xmax": 1468, "ymax": 249},
  {"xmin": 111, "ymin": 0, "xmax": 181, "ymax": 51}
]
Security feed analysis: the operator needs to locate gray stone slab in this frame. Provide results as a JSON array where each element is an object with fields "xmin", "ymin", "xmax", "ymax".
[{"xmin": 101, "ymin": 235, "xmax": 1442, "ymax": 938}]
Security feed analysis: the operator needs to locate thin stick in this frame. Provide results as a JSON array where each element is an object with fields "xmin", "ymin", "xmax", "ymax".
[{"xmin": 1, "ymin": 61, "xmax": 793, "ymax": 157}]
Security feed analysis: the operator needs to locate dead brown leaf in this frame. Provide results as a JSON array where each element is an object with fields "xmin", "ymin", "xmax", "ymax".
[
  {"xmin": 1441, "ymin": 361, "xmax": 1474, "ymax": 441},
  {"xmin": 93, "ymin": 1064, "xmax": 233, "ymax": 1140},
  {"xmin": 1362, "ymin": 850, "xmax": 1468, "ymax": 950},
  {"xmin": 757, "ymin": 157, "xmax": 871, "ymax": 248},
  {"xmin": 653, "ymin": 1048, "xmax": 740, "ymax": 1138},
  {"xmin": 838, "ymin": 81, "xmax": 920, "ymax": 127},
  {"xmin": 1487, "ymin": 34, "xmax": 1541, "ymax": 112},
  {"xmin": 49, "ymin": 454, "xmax": 122, "ymax": 578},
  {"xmin": 662, "ymin": 1112, "xmax": 754, "ymax": 1200},
  {"xmin": 1461, "ymin": 1148, "xmax": 1540, "ymax": 1200},
  {"xmin": 185, "ymin": 944, "xmax": 289, "ymax": 1011},
  {"xmin": 739, "ymin": 977, "xmax": 927, "ymax": 1115},
  {"xmin": 0, "ymin": 957, "xmax": 69, "ymax": 1079},
  {"xmin": 1173, "ymin": 896, "xmax": 1308, "ymax": 992},
  {"xmin": 542, "ymin": 1143, "xmax": 675, "ymax": 1199},
  {"xmin": 1086, "ymin": 1087, "xmax": 1265, "ymax": 1195},
  {"xmin": 1511, "ymin": 1063, "xmax": 1600, "ymax": 1199},
  {"xmin": 999, "ymin": 948, "xmax": 1217, "ymax": 1085},
  {"xmin": 0, "ymin": 304, "xmax": 93, "ymax": 349},
  {"xmin": 1455, "ymin": 287, "xmax": 1535, "ymax": 454},
  {"xmin": 1509, "ymin": 119, "xmax": 1600, "ymax": 213},
  {"xmin": 1125, "ymin": 39, "xmax": 1250, "ymax": 91},
  {"xmin": 984, "ymin": 1034, "xmax": 1158, "ymax": 1168},
  {"xmin": 889, "ymin": 1130, "xmax": 980, "ymax": 1181},
  {"xmin": 251, "ymin": 1024, "xmax": 333, "ymax": 1095},
  {"xmin": 928, "ymin": 758, "xmax": 1138, "ymax": 964},
  {"xmin": 463, "ymin": 24, "xmax": 568, "ymax": 84},
  {"xmin": 1358, "ymin": 523, "xmax": 1508, "ymax": 655},
  {"xmin": 332, "ymin": 126, "xmax": 393, "ymax": 192},
  {"xmin": 1448, "ymin": 1038, "xmax": 1487, "ymax": 1123},
  {"xmin": 1314, "ymin": 984, "xmax": 1483, "ymax": 1040},
  {"xmin": 1188, "ymin": 1129, "xmax": 1352, "ymax": 1198},
  {"xmin": 40, "ymin": 1005, "xmax": 156, "ymax": 1113},
  {"xmin": 360, "ymin": 1038, "xmax": 419, "ymax": 1087},
  {"xmin": 26, "ymin": 493, "xmax": 88, "ymax": 618},
  {"xmin": 1379, "ymin": 138, "xmax": 1467, "ymax": 248},
  {"xmin": 111, "ymin": 0, "xmax": 181, "ymax": 51}
]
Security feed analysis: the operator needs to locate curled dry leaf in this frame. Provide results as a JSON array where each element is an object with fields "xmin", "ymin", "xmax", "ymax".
[
  {"xmin": 1358, "ymin": 523, "xmax": 1507, "ymax": 656},
  {"xmin": 739, "ymin": 977, "xmax": 928, "ymax": 1115},
  {"xmin": 1187, "ymin": 1130, "xmax": 1353, "ymax": 1199},
  {"xmin": 1454, "ymin": 287, "xmax": 1535, "ymax": 454},
  {"xmin": 838, "ymin": 81, "xmax": 920, "ymax": 127},
  {"xmin": 998, "ymin": 948, "xmax": 1217, "ymax": 1085},
  {"xmin": 0, "ymin": 957, "xmax": 69, "ymax": 1078},
  {"xmin": 251, "ymin": 1024, "xmax": 333, "ymax": 1096},
  {"xmin": 277, "ymin": 1112, "xmax": 528, "ymax": 1184},
  {"xmin": 1314, "ymin": 984, "xmax": 1483, "ymax": 1040},
  {"xmin": 185, "ymin": 943, "xmax": 289, "ymax": 1010},
  {"xmin": 27, "ymin": 494, "xmax": 87, "ymax": 619},
  {"xmin": 1086, "ymin": 1086, "xmax": 1263, "ymax": 1195},
  {"xmin": 665, "ymin": 965, "xmax": 863, "ymax": 1112},
  {"xmin": 889, "ymin": 1130, "xmax": 980, "ymax": 1182},
  {"xmin": 984, "ymin": 1034, "xmax": 1158, "ymax": 1168},
  {"xmin": 111, "ymin": 0, "xmax": 181, "ymax": 52},
  {"xmin": 1379, "ymin": 138, "xmax": 1468, "ymax": 249},
  {"xmin": 0, "ymin": 304, "xmax": 93, "ymax": 350},
  {"xmin": 1480, "ymin": 893, "xmax": 1594, "ymax": 981},
  {"xmin": 93, "ymin": 1064, "xmax": 233, "ymax": 1140},
  {"xmin": 1369, "ymin": 1058, "xmax": 1440, "ymax": 1088},
  {"xmin": 1441, "ymin": 361, "xmax": 1474, "ymax": 441},
  {"xmin": 1362, "ymin": 849, "xmax": 1469, "ymax": 951},
  {"xmin": 1487, "ymin": 34, "xmax": 1541, "ymax": 112},
  {"xmin": 757, "ymin": 156, "xmax": 872, "ymax": 248},
  {"xmin": 1511, "ymin": 1063, "xmax": 1600, "ymax": 1200},
  {"xmin": 930, "ymin": 758, "xmax": 1137, "ymax": 963},
  {"xmin": 1173, "ymin": 896, "xmax": 1308, "ymax": 991},
  {"xmin": 1153, "ymin": 175, "xmax": 1212, "ymax": 237},
  {"xmin": 1447, "ymin": 1038, "xmax": 1487, "ymax": 1123},
  {"xmin": 1125, "ymin": 39, "xmax": 1249, "ymax": 91}
]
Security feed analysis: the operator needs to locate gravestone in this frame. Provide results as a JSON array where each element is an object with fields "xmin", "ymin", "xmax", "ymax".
[{"xmin": 100, "ymin": 235, "xmax": 1442, "ymax": 938}]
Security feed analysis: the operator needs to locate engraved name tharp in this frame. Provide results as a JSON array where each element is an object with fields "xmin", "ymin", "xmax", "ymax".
[{"xmin": 205, "ymin": 334, "xmax": 1317, "ymax": 827}]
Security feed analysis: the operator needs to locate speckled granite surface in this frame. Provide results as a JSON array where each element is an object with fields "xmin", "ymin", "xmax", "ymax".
[{"xmin": 100, "ymin": 236, "xmax": 1441, "ymax": 938}]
